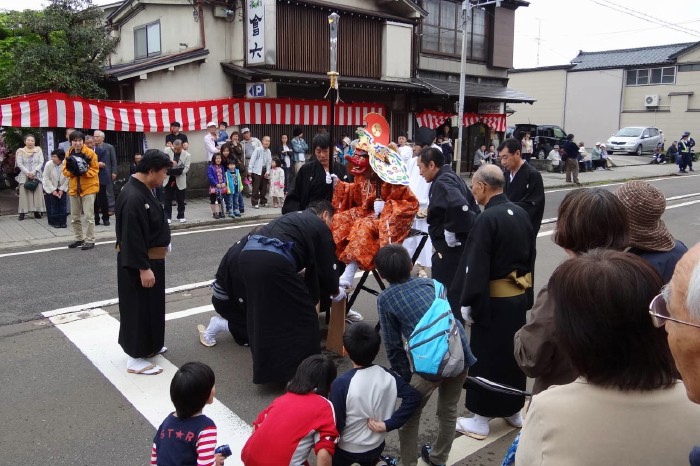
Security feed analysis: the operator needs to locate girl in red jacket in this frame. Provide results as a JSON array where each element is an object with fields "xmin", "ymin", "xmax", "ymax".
[{"xmin": 241, "ymin": 355, "xmax": 339, "ymax": 466}]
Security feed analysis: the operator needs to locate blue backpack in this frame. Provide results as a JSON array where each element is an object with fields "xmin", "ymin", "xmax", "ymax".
[{"xmin": 406, "ymin": 280, "xmax": 465, "ymax": 380}]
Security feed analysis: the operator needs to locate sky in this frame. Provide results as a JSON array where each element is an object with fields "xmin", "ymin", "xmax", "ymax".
[{"xmin": 3, "ymin": 0, "xmax": 700, "ymax": 69}]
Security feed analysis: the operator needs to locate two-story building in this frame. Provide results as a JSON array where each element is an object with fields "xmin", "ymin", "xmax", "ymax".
[
  {"xmin": 100, "ymin": 0, "xmax": 533, "ymax": 171},
  {"xmin": 508, "ymin": 42, "xmax": 700, "ymax": 149}
]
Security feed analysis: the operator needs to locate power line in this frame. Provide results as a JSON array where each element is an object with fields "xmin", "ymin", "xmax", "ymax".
[
  {"xmin": 588, "ymin": 0, "xmax": 700, "ymax": 37},
  {"xmin": 599, "ymin": 0, "xmax": 692, "ymax": 32}
]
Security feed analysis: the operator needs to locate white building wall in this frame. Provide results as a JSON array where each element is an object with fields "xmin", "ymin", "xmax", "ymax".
[
  {"xmin": 116, "ymin": 6, "xmax": 244, "ymax": 163},
  {"xmin": 382, "ymin": 22, "xmax": 412, "ymax": 82},
  {"xmin": 619, "ymin": 53, "xmax": 700, "ymax": 142},
  {"xmin": 564, "ymin": 69, "xmax": 623, "ymax": 146},
  {"xmin": 507, "ymin": 69, "xmax": 567, "ymax": 126}
]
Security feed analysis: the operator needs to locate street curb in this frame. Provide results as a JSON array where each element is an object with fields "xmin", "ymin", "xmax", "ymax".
[
  {"xmin": 542, "ymin": 172, "xmax": 677, "ymax": 190},
  {"xmin": 0, "ymin": 213, "xmax": 280, "ymax": 252},
  {"xmin": 167, "ymin": 212, "xmax": 279, "ymax": 231}
]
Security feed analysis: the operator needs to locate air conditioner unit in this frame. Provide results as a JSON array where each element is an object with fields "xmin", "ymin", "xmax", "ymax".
[{"xmin": 644, "ymin": 94, "xmax": 660, "ymax": 107}]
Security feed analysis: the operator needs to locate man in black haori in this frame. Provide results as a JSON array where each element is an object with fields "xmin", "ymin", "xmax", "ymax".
[
  {"xmin": 240, "ymin": 200, "xmax": 344, "ymax": 384},
  {"xmin": 455, "ymin": 164, "xmax": 535, "ymax": 440},
  {"xmin": 115, "ymin": 149, "xmax": 172, "ymax": 375}
]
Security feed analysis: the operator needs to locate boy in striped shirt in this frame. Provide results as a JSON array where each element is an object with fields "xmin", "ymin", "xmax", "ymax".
[{"xmin": 151, "ymin": 362, "xmax": 224, "ymax": 466}]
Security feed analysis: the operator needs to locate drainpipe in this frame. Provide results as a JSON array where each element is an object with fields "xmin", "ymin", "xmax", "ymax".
[{"xmin": 198, "ymin": 0, "xmax": 206, "ymax": 48}]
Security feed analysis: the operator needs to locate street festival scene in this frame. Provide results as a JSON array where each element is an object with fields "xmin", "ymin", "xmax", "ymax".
[{"xmin": 2, "ymin": 0, "xmax": 700, "ymax": 464}]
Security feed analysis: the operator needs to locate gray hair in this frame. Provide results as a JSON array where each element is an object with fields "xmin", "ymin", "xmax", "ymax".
[
  {"xmin": 93, "ymin": 130, "xmax": 105, "ymax": 138},
  {"xmin": 687, "ymin": 262, "xmax": 700, "ymax": 320},
  {"xmin": 474, "ymin": 164, "xmax": 504, "ymax": 189}
]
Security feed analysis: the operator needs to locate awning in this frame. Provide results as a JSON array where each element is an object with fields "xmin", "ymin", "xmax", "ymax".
[
  {"xmin": 416, "ymin": 109, "xmax": 507, "ymax": 132},
  {"xmin": 222, "ymin": 62, "xmax": 428, "ymax": 93},
  {"xmin": 0, "ymin": 91, "xmax": 385, "ymax": 132},
  {"xmin": 414, "ymin": 77, "xmax": 536, "ymax": 103},
  {"xmin": 105, "ymin": 48, "xmax": 210, "ymax": 81}
]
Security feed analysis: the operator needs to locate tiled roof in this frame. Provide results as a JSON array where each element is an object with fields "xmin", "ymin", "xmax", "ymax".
[
  {"xmin": 414, "ymin": 77, "xmax": 536, "ymax": 103},
  {"xmin": 569, "ymin": 42, "xmax": 697, "ymax": 71}
]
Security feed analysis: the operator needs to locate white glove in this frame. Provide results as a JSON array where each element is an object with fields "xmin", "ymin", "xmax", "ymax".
[
  {"xmin": 444, "ymin": 230, "xmax": 461, "ymax": 248},
  {"xmin": 330, "ymin": 173, "xmax": 339, "ymax": 186},
  {"xmin": 332, "ymin": 288, "xmax": 347, "ymax": 302},
  {"xmin": 374, "ymin": 200, "xmax": 385, "ymax": 217},
  {"xmin": 325, "ymin": 171, "xmax": 332, "ymax": 184}
]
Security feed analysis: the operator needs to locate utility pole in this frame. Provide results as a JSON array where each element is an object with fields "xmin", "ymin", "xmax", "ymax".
[
  {"xmin": 536, "ymin": 18, "xmax": 542, "ymax": 67},
  {"xmin": 455, "ymin": 0, "xmax": 501, "ymax": 176}
]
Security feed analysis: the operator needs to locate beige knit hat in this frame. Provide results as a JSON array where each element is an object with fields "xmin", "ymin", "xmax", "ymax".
[{"xmin": 615, "ymin": 180, "xmax": 675, "ymax": 252}]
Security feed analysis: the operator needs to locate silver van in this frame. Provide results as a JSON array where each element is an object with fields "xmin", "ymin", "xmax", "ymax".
[{"xmin": 606, "ymin": 127, "xmax": 661, "ymax": 155}]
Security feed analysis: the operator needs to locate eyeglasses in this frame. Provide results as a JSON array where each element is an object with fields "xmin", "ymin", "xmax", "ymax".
[{"xmin": 649, "ymin": 293, "xmax": 700, "ymax": 329}]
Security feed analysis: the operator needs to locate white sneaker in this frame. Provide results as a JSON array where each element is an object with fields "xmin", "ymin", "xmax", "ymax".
[
  {"xmin": 456, "ymin": 415, "xmax": 491, "ymax": 440},
  {"xmin": 504, "ymin": 412, "xmax": 523, "ymax": 428},
  {"xmin": 345, "ymin": 309, "xmax": 364, "ymax": 322},
  {"xmin": 167, "ymin": 219, "xmax": 171, "ymax": 224},
  {"xmin": 179, "ymin": 218, "xmax": 186, "ymax": 223},
  {"xmin": 253, "ymin": 205, "xmax": 260, "ymax": 209}
]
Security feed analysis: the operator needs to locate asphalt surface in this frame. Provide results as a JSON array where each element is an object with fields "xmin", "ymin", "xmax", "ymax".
[{"xmin": 2, "ymin": 175, "xmax": 700, "ymax": 466}]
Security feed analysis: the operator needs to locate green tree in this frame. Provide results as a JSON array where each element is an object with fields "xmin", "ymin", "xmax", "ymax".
[{"xmin": 0, "ymin": 0, "xmax": 118, "ymax": 98}]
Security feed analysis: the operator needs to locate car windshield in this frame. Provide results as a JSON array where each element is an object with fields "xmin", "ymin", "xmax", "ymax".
[{"xmin": 614, "ymin": 128, "xmax": 643, "ymax": 137}]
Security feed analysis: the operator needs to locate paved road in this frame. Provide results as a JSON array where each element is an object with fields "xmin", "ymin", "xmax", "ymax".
[{"xmin": 2, "ymin": 176, "xmax": 700, "ymax": 465}]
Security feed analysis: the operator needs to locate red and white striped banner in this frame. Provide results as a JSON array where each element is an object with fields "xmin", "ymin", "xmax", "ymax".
[
  {"xmin": 463, "ymin": 113, "xmax": 507, "ymax": 133},
  {"xmin": 415, "ymin": 110, "xmax": 455, "ymax": 129},
  {"xmin": 0, "ymin": 91, "xmax": 385, "ymax": 132},
  {"xmin": 416, "ymin": 110, "xmax": 507, "ymax": 133}
]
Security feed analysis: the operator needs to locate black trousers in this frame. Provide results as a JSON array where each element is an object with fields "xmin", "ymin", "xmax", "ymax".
[
  {"xmin": 164, "ymin": 184, "xmax": 186, "ymax": 219},
  {"xmin": 212, "ymin": 296, "xmax": 249, "ymax": 346},
  {"xmin": 432, "ymin": 241, "xmax": 467, "ymax": 323},
  {"xmin": 94, "ymin": 184, "xmax": 109, "ymax": 223},
  {"xmin": 251, "ymin": 173, "xmax": 269, "ymax": 206}
]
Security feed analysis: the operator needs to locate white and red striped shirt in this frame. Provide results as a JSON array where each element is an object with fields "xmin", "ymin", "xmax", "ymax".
[{"xmin": 151, "ymin": 413, "xmax": 217, "ymax": 466}]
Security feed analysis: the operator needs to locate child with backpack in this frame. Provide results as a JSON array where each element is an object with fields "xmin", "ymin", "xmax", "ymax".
[
  {"xmin": 374, "ymin": 244, "xmax": 476, "ymax": 466},
  {"xmin": 241, "ymin": 355, "xmax": 339, "ymax": 466},
  {"xmin": 224, "ymin": 160, "xmax": 242, "ymax": 218},
  {"xmin": 330, "ymin": 323, "xmax": 420, "ymax": 466},
  {"xmin": 150, "ymin": 362, "xmax": 225, "ymax": 466}
]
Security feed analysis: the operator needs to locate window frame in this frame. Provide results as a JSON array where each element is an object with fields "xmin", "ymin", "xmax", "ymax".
[
  {"xmin": 626, "ymin": 66, "xmax": 676, "ymax": 86},
  {"xmin": 134, "ymin": 21, "xmax": 162, "ymax": 60},
  {"xmin": 421, "ymin": 0, "xmax": 489, "ymax": 62}
]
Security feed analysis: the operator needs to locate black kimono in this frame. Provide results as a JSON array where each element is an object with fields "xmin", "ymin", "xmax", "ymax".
[
  {"xmin": 115, "ymin": 177, "xmax": 171, "ymax": 359},
  {"xmin": 238, "ymin": 209, "xmax": 338, "ymax": 384},
  {"xmin": 504, "ymin": 162, "xmax": 545, "ymax": 235},
  {"xmin": 426, "ymin": 164, "xmax": 479, "ymax": 318},
  {"xmin": 211, "ymin": 236, "xmax": 251, "ymax": 346},
  {"xmin": 458, "ymin": 193, "xmax": 535, "ymax": 418},
  {"xmin": 281, "ymin": 159, "xmax": 350, "ymax": 214}
]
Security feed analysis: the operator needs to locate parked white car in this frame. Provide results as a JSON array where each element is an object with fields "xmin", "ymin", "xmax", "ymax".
[{"xmin": 606, "ymin": 127, "xmax": 662, "ymax": 155}]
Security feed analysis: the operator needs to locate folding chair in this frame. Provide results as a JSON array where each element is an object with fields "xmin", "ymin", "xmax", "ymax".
[
  {"xmin": 346, "ymin": 228, "xmax": 430, "ymax": 309},
  {"xmin": 326, "ymin": 228, "xmax": 430, "ymax": 354}
]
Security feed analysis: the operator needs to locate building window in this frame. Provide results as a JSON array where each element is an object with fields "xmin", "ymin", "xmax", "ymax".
[
  {"xmin": 134, "ymin": 21, "xmax": 161, "ymax": 60},
  {"xmin": 421, "ymin": 0, "xmax": 488, "ymax": 61},
  {"xmin": 626, "ymin": 66, "xmax": 675, "ymax": 86},
  {"xmin": 678, "ymin": 64, "xmax": 700, "ymax": 72}
]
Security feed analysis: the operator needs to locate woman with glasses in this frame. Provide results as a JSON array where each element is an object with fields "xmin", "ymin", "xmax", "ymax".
[
  {"xmin": 513, "ymin": 188, "xmax": 629, "ymax": 395},
  {"xmin": 516, "ymin": 250, "xmax": 700, "ymax": 465}
]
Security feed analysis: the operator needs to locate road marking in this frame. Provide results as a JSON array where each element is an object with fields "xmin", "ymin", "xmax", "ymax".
[
  {"xmin": 45, "ymin": 308, "xmax": 252, "ymax": 464},
  {"xmin": 544, "ymin": 174, "xmax": 700, "ymax": 194},
  {"xmin": 667, "ymin": 192, "xmax": 700, "ymax": 201},
  {"xmin": 445, "ymin": 419, "xmax": 515, "ymax": 465},
  {"xmin": 165, "ymin": 304, "xmax": 214, "ymax": 321},
  {"xmin": 43, "ymin": 280, "xmax": 214, "ymax": 318},
  {"xmin": 537, "ymin": 192, "xmax": 700, "ymax": 226},
  {"xmin": 0, "ymin": 222, "xmax": 267, "ymax": 259},
  {"xmin": 667, "ymin": 200, "xmax": 700, "ymax": 209}
]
